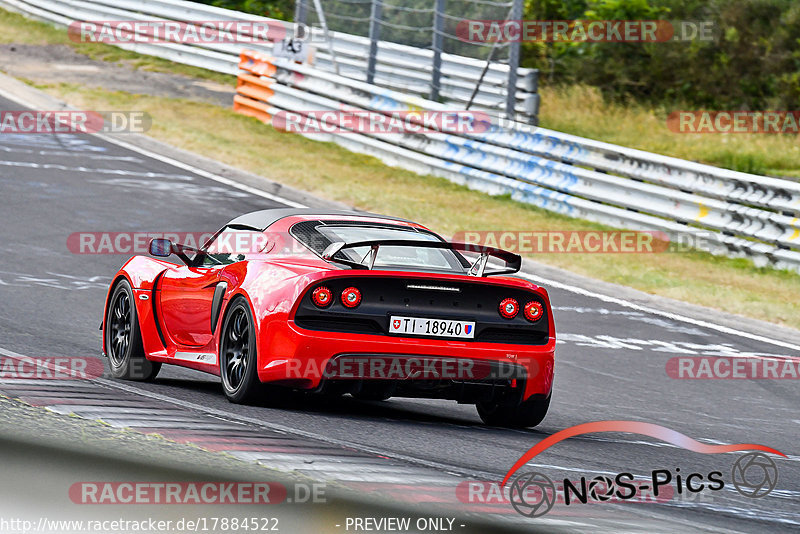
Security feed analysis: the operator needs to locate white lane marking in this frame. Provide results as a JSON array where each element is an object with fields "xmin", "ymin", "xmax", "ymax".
[
  {"xmin": 558, "ymin": 333, "xmax": 798, "ymax": 360},
  {"xmin": 555, "ymin": 306, "xmax": 640, "ymax": 314},
  {"xmin": 0, "ymin": 159, "xmax": 196, "ymax": 180},
  {"xmin": 93, "ymin": 133, "xmax": 307, "ymax": 208},
  {"xmin": 519, "ymin": 272, "xmax": 800, "ymax": 353},
  {"xmin": 0, "ymin": 81, "xmax": 305, "ymax": 208},
  {"xmin": 0, "ymin": 379, "xmax": 89, "ymax": 386},
  {"xmin": 552, "ymin": 306, "xmax": 710, "ymax": 336},
  {"xmin": 86, "ymin": 177, "xmax": 251, "ymax": 198},
  {"xmin": 0, "ymin": 133, "xmax": 106, "ymax": 151},
  {"xmin": 45, "ymin": 405, "xmax": 186, "ymax": 415},
  {"xmin": 0, "ymin": 145, "xmax": 32, "ymax": 153},
  {"xmin": 37, "ymin": 151, "xmax": 143, "ymax": 162},
  {"xmin": 0, "ymin": 147, "xmax": 133, "ymax": 159},
  {"xmin": 0, "ymin": 270, "xmax": 107, "ymax": 290}
]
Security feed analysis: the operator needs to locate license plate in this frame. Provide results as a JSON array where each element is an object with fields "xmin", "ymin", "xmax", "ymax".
[{"xmin": 389, "ymin": 316, "xmax": 475, "ymax": 339}]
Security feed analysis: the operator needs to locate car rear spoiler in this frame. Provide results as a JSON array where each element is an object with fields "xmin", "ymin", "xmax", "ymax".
[{"xmin": 321, "ymin": 239, "xmax": 522, "ymax": 276}]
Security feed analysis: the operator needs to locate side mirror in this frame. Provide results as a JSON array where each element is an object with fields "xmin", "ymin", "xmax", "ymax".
[{"xmin": 149, "ymin": 238, "xmax": 172, "ymax": 257}]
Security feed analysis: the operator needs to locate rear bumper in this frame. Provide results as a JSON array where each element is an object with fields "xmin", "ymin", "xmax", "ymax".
[{"xmin": 257, "ymin": 321, "xmax": 554, "ymax": 401}]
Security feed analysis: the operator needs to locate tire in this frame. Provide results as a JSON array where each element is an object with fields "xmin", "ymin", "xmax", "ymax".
[
  {"xmin": 105, "ymin": 279, "xmax": 161, "ymax": 381},
  {"xmin": 219, "ymin": 297, "xmax": 263, "ymax": 404},
  {"xmin": 477, "ymin": 394, "xmax": 550, "ymax": 428}
]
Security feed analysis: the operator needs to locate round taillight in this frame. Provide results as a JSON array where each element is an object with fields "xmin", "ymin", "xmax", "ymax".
[
  {"xmin": 341, "ymin": 287, "xmax": 361, "ymax": 308},
  {"xmin": 499, "ymin": 298, "xmax": 519, "ymax": 319},
  {"xmin": 524, "ymin": 301, "xmax": 544, "ymax": 322},
  {"xmin": 311, "ymin": 286, "xmax": 333, "ymax": 307}
]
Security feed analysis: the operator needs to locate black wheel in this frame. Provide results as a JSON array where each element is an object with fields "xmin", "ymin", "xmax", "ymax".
[
  {"xmin": 477, "ymin": 394, "xmax": 550, "ymax": 428},
  {"xmin": 219, "ymin": 297, "xmax": 262, "ymax": 403},
  {"xmin": 105, "ymin": 279, "xmax": 161, "ymax": 381}
]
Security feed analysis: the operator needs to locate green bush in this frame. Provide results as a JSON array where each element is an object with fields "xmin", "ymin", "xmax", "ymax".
[
  {"xmin": 523, "ymin": 0, "xmax": 800, "ymax": 109},
  {"xmin": 197, "ymin": 0, "xmax": 293, "ymax": 20}
]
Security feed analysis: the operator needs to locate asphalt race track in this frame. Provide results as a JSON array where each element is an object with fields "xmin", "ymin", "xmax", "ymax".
[{"xmin": 1, "ymin": 92, "xmax": 798, "ymax": 533}]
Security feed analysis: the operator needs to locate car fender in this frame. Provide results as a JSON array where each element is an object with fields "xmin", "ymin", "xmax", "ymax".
[
  {"xmin": 102, "ymin": 256, "xmax": 178, "ymax": 358},
  {"xmin": 217, "ymin": 262, "xmax": 326, "ymax": 370}
]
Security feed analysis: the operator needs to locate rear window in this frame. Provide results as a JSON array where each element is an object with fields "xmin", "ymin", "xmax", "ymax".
[{"xmin": 291, "ymin": 220, "xmax": 467, "ymax": 272}]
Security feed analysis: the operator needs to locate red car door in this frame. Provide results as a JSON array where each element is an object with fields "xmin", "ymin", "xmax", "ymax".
[{"xmin": 158, "ymin": 266, "xmax": 220, "ymax": 347}]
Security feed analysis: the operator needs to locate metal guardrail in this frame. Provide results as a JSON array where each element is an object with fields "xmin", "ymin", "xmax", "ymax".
[
  {"xmin": 232, "ymin": 50, "xmax": 800, "ymax": 273},
  {"xmin": 6, "ymin": 0, "xmax": 537, "ymax": 121},
  {"xmin": 3, "ymin": 0, "xmax": 800, "ymax": 273}
]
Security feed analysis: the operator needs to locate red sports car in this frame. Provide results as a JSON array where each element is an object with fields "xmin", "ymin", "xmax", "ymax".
[{"xmin": 102, "ymin": 209, "xmax": 555, "ymax": 427}]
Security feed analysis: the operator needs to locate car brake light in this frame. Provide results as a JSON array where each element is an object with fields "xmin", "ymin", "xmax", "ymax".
[
  {"xmin": 499, "ymin": 298, "xmax": 519, "ymax": 319},
  {"xmin": 524, "ymin": 301, "xmax": 543, "ymax": 322},
  {"xmin": 311, "ymin": 286, "xmax": 333, "ymax": 307},
  {"xmin": 341, "ymin": 287, "xmax": 361, "ymax": 308}
]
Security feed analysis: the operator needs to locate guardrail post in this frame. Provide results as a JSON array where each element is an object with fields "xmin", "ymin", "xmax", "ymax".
[
  {"xmin": 366, "ymin": 0, "xmax": 383, "ymax": 84},
  {"xmin": 431, "ymin": 0, "xmax": 445, "ymax": 101},
  {"xmin": 294, "ymin": 0, "xmax": 307, "ymax": 25},
  {"xmin": 505, "ymin": 0, "xmax": 522, "ymax": 118}
]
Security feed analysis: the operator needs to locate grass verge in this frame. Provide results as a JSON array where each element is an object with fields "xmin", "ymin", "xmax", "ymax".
[
  {"xmin": 538, "ymin": 85, "xmax": 800, "ymax": 178},
  {"xmin": 0, "ymin": 9, "xmax": 233, "ymax": 85}
]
